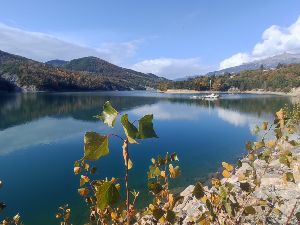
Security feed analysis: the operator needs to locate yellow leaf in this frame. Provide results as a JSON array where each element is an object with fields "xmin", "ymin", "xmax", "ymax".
[
  {"xmin": 111, "ymin": 212, "xmax": 118, "ymax": 220},
  {"xmin": 238, "ymin": 174, "xmax": 246, "ymax": 181},
  {"xmin": 128, "ymin": 159, "xmax": 133, "ymax": 170},
  {"xmin": 84, "ymin": 163, "xmax": 90, "ymax": 171},
  {"xmin": 201, "ymin": 195, "xmax": 208, "ymax": 203},
  {"xmin": 248, "ymin": 153, "xmax": 255, "ymax": 161},
  {"xmin": 276, "ymin": 109, "xmax": 285, "ymax": 120},
  {"xmin": 262, "ymin": 122, "xmax": 268, "ymax": 130},
  {"xmin": 266, "ymin": 140, "xmax": 276, "ymax": 148},
  {"xmin": 199, "ymin": 217, "xmax": 210, "ymax": 225},
  {"xmin": 222, "ymin": 169, "xmax": 231, "ymax": 178},
  {"xmin": 211, "ymin": 178, "xmax": 221, "ymax": 187},
  {"xmin": 169, "ymin": 164, "xmax": 180, "ymax": 178},
  {"xmin": 78, "ymin": 188, "xmax": 89, "ymax": 196},
  {"xmin": 211, "ymin": 193, "xmax": 220, "ymax": 205},
  {"xmin": 222, "ymin": 162, "xmax": 233, "ymax": 172},
  {"xmin": 122, "ymin": 142, "xmax": 133, "ymax": 170},
  {"xmin": 254, "ymin": 141, "xmax": 265, "ymax": 150},
  {"xmin": 74, "ymin": 167, "xmax": 81, "ymax": 175},
  {"xmin": 168, "ymin": 194, "xmax": 174, "ymax": 208},
  {"xmin": 159, "ymin": 216, "xmax": 167, "ymax": 224},
  {"xmin": 160, "ymin": 171, "xmax": 166, "ymax": 178},
  {"xmin": 80, "ymin": 175, "xmax": 90, "ymax": 187}
]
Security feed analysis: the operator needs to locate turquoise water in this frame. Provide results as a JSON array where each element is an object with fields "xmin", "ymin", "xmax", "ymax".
[{"xmin": 0, "ymin": 91, "xmax": 293, "ymax": 224}]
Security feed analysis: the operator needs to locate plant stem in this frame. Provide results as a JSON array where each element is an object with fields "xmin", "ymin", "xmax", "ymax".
[{"xmin": 124, "ymin": 139, "xmax": 130, "ymax": 225}]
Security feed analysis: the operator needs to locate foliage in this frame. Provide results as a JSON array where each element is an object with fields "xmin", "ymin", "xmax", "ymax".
[
  {"xmin": 144, "ymin": 153, "xmax": 180, "ymax": 224},
  {"xmin": 55, "ymin": 205, "xmax": 72, "ymax": 225},
  {"xmin": 159, "ymin": 64, "xmax": 300, "ymax": 92},
  {"xmin": 65, "ymin": 101, "xmax": 159, "ymax": 224}
]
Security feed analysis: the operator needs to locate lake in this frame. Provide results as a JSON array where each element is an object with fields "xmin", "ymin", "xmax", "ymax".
[{"xmin": 0, "ymin": 91, "xmax": 295, "ymax": 224}]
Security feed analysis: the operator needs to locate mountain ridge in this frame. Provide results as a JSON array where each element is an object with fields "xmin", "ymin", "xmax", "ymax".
[
  {"xmin": 0, "ymin": 50, "xmax": 166, "ymax": 92},
  {"xmin": 207, "ymin": 53, "xmax": 300, "ymax": 76}
]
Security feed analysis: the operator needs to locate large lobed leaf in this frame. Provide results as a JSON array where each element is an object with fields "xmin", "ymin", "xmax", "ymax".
[
  {"xmin": 121, "ymin": 114, "xmax": 138, "ymax": 144},
  {"xmin": 95, "ymin": 101, "xmax": 118, "ymax": 128},
  {"xmin": 96, "ymin": 181, "xmax": 121, "ymax": 210},
  {"xmin": 137, "ymin": 114, "xmax": 158, "ymax": 139},
  {"xmin": 84, "ymin": 132, "xmax": 109, "ymax": 160}
]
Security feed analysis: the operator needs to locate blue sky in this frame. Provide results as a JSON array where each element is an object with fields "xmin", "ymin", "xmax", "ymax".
[{"xmin": 0, "ymin": 0, "xmax": 300, "ymax": 79}]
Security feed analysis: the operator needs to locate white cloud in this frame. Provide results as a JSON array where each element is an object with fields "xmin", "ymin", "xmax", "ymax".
[
  {"xmin": 131, "ymin": 57, "xmax": 212, "ymax": 79},
  {"xmin": 130, "ymin": 103, "xmax": 205, "ymax": 120},
  {"xmin": 0, "ymin": 23, "xmax": 138, "ymax": 63},
  {"xmin": 220, "ymin": 16, "xmax": 300, "ymax": 69},
  {"xmin": 219, "ymin": 53, "xmax": 251, "ymax": 70},
  {"xmin": 0, "ymin": 117, "xmax": 103, "ymax": 155}
]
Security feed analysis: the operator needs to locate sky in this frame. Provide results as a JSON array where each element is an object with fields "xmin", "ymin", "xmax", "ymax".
[{"xmin": 0, "ymin": 0, "xmax": 300, "ymax": 79}]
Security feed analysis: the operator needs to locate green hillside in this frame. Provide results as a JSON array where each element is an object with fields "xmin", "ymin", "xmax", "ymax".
[
  {"xmin": 159, "ymin": 64, "xmax": 300, "ymax": 92},
  {"xmin": 0, "ymin": 50, "xmax": 165, "ymax": 92}
]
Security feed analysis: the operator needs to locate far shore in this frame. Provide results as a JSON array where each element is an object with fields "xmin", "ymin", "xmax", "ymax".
[{"xmin": 160, "ymin": 88, "xmax": 300, "ymax": 97}]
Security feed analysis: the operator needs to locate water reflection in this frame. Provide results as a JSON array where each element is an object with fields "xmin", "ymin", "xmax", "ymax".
[{"xmin": 0, "ymin": 91, "xmax": 294, "ymax": 225}]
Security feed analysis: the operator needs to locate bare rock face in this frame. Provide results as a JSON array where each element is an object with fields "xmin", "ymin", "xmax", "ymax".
[{"xmin": 173, "ymin": 185, "xmax": 205, "ymax": 224}]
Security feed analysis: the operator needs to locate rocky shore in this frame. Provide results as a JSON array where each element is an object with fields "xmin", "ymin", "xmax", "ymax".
[{"xmin": 138, "ymin": 145, "xmax": 300, "ymax": 225}]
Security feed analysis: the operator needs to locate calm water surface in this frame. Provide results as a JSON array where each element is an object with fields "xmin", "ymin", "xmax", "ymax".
[{"xmin": 0, "ymin": 91, "xmax": 295, "ymax": 224}]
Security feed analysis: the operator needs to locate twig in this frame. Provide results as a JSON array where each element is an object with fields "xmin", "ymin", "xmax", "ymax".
[{"xmin": 285, "ymin": 201, "xmax": 298, "ymax": 225}]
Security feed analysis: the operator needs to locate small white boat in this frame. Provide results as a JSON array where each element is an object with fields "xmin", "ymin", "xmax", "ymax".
[
  {"xmin": 203, "ymin": 93, "xmax": 220, "ymax": 100},
  {"xmin": 190, "ymin": 80, "xmax": 220, "ymax": 100}
]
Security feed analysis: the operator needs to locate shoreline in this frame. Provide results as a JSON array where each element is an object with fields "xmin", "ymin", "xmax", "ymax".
[{"xmin": 161, "ymin": 89, "xmax": 300, "ymax": 97}]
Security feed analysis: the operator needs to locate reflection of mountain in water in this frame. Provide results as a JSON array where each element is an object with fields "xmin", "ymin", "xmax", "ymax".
[
  {"xmin": 0, "ymin": 93, "xmax": 293, "ymax": 131},
  {"xmin": 167, "ymin": 96, "xmax": 292, "ymax": 116},
  {"xmin": 0, "ymin": 93, "xmax": 160, "ymax": 130}
]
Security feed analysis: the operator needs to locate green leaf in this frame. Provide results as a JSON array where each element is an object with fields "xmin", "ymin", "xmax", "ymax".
[
  {"xmin": 284, "ymin": 172, "xmax": 295, "ymax": 183},
  {"xmin": 166, "ymin": 210, "xmax": 176, "ymax": 224},
  {"xmin": 279, "ymin": 155, "xmax": 290, "ymax": 167},
  {"xmin": 152, "ymin": 208, "xmax": 164, "ymax": 220},
  {"xmin": 289, "ymin": 140, "xmax": 298, "ymax": 146},
  {"xmin": 254, "ymin": 141, "xmax": 265, "ymax": 150},
  {"xmin": 274, "ymin": 128, "xmax": 282, "ymax": 139},
  {"xmin": 147, "ymin": 165, "xmax": 161, "ymax": 179},
  {"xmin": 84, "ymin": 132, "xmax": 109, "ymax": 160},
  {"xmin": 206, "ymin": 199, "xmax": 216, "ymax": 220},
  {"xmin": 95, "ymin": 101, "xmax": 118, "ymax": 128},
  {"xmin": 243, "ymin": 206, "xmax": 256, "ymax": 215},
  {"xmin": 96, "ymin": 181, "xmax": 121, "ymax": 210},
  {"xmin": 193, "ymin": 182, "xmax": 205, "ymax": 199},
  {"xmin": 121, "ymin": 114, "xmax": 138, "ymax": 144},
  {"xmin": 224, "ymin": 201, "xmax": 233, "ymax": 216},
  {"xmin": 295, "ymin": 212, "xmax": 300, "ymax": 222},
  {"xmin": 137, "ymin": 114, "xmax": 158, "ymax": 139},
  {"xmin": 148, "ymin": 182, "xmax": 163, "ymax": 194}
]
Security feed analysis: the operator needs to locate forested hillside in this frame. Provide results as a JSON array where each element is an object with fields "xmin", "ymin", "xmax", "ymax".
[
  {"xmin": 0, "ymin": 50, "xmax": 165, "ymax": 92},
  {"xmin": 159, "ymin": 64, "xmax": 300, "ymax": 92}
]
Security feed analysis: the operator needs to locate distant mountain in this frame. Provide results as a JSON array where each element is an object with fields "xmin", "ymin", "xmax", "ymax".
[
  {"xmin": 207, "ymin": 53, "xmax": 300, "ymax": 76},
  {"xmin": 60, "ymin": 56, "xmax": 165, "ymax": 83},
  {"xmin": 45, "ymin": 59, "xmax": 69, "ymax": 67},
  {"xmin": 0, "ymin": 50, "xmax": 166, "ymax": 92}
]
